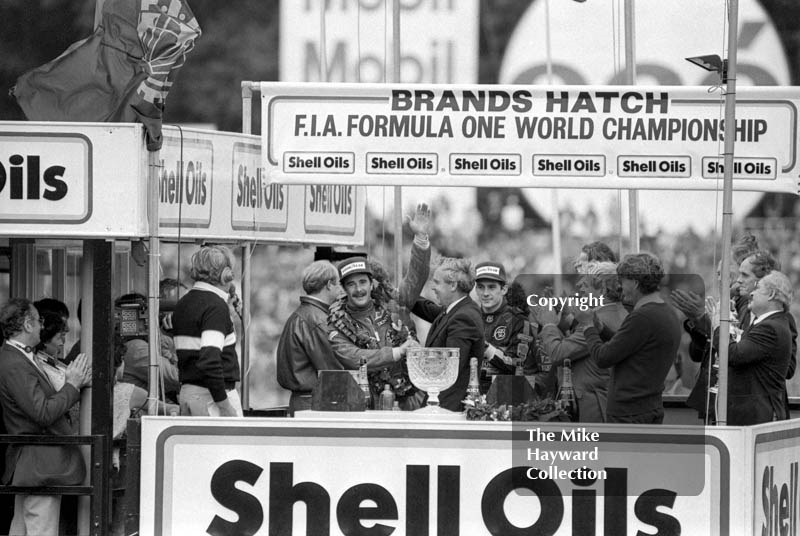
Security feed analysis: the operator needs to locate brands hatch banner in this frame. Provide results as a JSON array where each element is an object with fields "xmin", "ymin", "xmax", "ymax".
[
  {"xmin": 140, "ymin": 417, "xmax": 732, "ymax": 536},
  {"xmin": 261, "ymin": 83, "xmax": 800, "ymax": 194}
]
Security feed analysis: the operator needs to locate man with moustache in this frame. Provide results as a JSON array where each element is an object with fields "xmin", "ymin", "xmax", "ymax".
[
  {"xmin": 412, "ymin": 258, "xmax": 485, "ymax": 411},
  {"xmin": 327, "ymin": 204, "xmax": 431, "ymax": 407}
]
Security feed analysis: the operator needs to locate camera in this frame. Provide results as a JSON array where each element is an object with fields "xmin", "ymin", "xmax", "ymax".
[{"xmin": 114, "ymin": 294, "xmax": 148, "ymax": 340}]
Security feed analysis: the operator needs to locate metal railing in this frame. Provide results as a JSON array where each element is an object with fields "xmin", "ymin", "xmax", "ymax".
[{"xmin": 0, "ymin": 434, "xmax": 108, "ymax": 536}]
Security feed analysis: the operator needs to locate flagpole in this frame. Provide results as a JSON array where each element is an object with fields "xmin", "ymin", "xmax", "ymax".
[
  {"xmin": 544, "ymin": 0, "xmax": 563, "ymax": 293},
  {"xmin": 624, "ymin": 0, "xmax": 639, "ymax": 253},
  {"xmin": 390, "ymin": 0, "xmax": 403, "ymax": 287},
  {"xmin": 716, "ymin": 0, "xmax": 739, "ymax": 426}
]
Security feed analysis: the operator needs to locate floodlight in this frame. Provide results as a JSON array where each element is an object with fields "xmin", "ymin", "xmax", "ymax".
[{"xmin": 686, "ymin": 54, "xmax": 728, "ymax": 82}]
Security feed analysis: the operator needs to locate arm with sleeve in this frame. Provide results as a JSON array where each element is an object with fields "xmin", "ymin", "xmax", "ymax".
[{"xmin": 583, "ymin": 310, "xmax": 649, "ymax": 368}]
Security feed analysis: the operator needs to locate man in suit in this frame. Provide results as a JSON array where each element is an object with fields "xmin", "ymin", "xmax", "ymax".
[
  {"xmin": 0, "ymin": 298, "xmax": 91, "ymax": 535},
  {"xmin": 413, "ymin": 257, "xmax": 485, "ymax": 411},
  {"xmin": 722, "ymin": 271, "xmax": 794, "ymax": 425}
]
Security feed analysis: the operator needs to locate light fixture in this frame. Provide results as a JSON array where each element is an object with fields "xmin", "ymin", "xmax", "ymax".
[{"xmin": 685, "ymin": 54, "xmax": 728, "ymax": 83}]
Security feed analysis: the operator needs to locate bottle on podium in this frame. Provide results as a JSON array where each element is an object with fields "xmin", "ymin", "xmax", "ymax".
[
  {"xmin": 466, "ymin": 357, "xmax": 480, "ymax": 402},
  {"xmin": 557, "ymin": 359, "xmax": 579, "ymax": 421}
]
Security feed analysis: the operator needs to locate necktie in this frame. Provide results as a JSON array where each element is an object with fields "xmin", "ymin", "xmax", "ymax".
[{"xmin": 427, "ymin": 312, "xmax": 446, "ymax": 343}]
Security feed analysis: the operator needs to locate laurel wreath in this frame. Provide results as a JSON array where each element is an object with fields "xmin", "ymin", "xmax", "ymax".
[
  {"xmin": 463, "ymin": 394, "xmax": 568, "ymax": 422},
  {"xmin": 328, "ymin": 296, "xmax": 419, "ymax": 400}
]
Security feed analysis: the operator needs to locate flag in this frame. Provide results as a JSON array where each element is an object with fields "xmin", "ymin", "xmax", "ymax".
[{"xmin": 12, "ymin": 0, "xmax": 201, "ymax": 151}]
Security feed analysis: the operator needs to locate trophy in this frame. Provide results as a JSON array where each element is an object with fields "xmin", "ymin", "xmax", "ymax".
[{"xmin": 406, "ymin": 347, "xmax": 460, "ymax": 413}]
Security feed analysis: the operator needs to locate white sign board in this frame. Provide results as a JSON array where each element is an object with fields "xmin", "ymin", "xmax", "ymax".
[
  {"xmin": 280, "ymin": 0, "xmax": 478, "ymax": 84},
  {"xmin": 0, "ymin": 122, "xmax": 366, "ymax": 245},
  {"xmin": 0, "ymin": 122, "xmax": 146, "ymax": 237},
  {"xmin": 261, "ymin": 83, "xmax": 800, "ymax": 193},
  {"xmin": 753, "ymin": 422, "xmax": 800, "ymax": 536},
  {"xmin": 157, "ymin": 127, "xmax": 366, "ymax": 243},
  {"xmin": 140, "ymin": 416, "xmax": 732, "ymax": 536}
]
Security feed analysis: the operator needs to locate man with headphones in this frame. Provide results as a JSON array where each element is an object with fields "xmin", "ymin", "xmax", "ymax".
[{"xmin": 172, "ymin": 245, "xmax": 242, "ymax": 417}]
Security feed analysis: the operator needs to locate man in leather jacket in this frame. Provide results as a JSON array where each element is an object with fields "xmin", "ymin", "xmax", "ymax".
[{"xmin": 276, "ymin": 260, "xmax": 342, "ymax": 415}]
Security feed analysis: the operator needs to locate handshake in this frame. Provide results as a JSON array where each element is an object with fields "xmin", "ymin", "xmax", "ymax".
[{"xmin": 393, "ymin": 338, "xmax": 421, "ymax": 362}]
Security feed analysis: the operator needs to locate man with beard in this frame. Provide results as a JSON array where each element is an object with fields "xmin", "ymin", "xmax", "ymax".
[{"xmin": 327, "ymin": 204, "xmax": 431, "ymax": 408}]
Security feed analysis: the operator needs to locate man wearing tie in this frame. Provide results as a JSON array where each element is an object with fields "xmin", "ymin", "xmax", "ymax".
[
  {"xmin": 718, "ymin": 271, "xmax": 794, "ymax": 424},
  {"xmin": 413, "ymin": 258, "xmax": 485, "ymax": 411},
  {"xmin": 0, "ymin": 298, "xmax": 91, "ymax": 536}
]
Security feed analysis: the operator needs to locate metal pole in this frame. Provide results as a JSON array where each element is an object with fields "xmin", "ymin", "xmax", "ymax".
[
  {"xmin": 240, "ymin": 84, "xmax": 254, "ymax": 411},
  {"xmin": 624, "ymin": 0, "xmax": 639, "ymax": 253},
  {"xmin": 241, "ymin": 83, "xmax": 253, "ymax": 135},
  {"xmin": 391, "ymin": 0, "xmax": 403, "ymax": 285},
  {"xmin": 716, "ymin": 0, "xmax": 739, "ymax": 426},
  {"xmin": 77, "ymin": 244, "xmax": 94, "ymax": 535},
  {"xmin": 544, "ymin": 0, "xmax": 563, "ymax": 292},
  {"xmin": 146, "ymin": 148, "xmax": 161, "ymax": 415},
  {"xmin": 240, "ymin": 245, "xmax": 251, "ymax": 410}
]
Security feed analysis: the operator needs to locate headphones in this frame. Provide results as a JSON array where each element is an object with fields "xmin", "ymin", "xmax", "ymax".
[
  {"xmin": 220, "ymin": 264, "xmax": 234, "ymax": 285},
  {"xmin": 191, "ymin": 245, "xmax": 235, "ymax": 285}
]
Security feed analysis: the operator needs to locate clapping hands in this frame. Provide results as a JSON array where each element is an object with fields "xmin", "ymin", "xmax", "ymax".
[
  {"xmin": 65, "ymin": 352, "xmax": 92, "ymax": 390},
  {"xmin": 670, "ymin": 289, "xmax": 705, "ymax": 320}
]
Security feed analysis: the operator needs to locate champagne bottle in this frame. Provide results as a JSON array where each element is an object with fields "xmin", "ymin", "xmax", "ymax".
[
  {"xmin": 358, "ymin": 357, "xmax": 372, "ymax": 409},
  {"xmin": 379, "ymin": 384, "xmax": 395, "ymax": 410},
  {"xmin": 467, "ymin": 357, "xmax": 480, "ymax": 402},
  {"xmin": 557, "ymin": 359, "xmax": 579, "ymax": 421}
]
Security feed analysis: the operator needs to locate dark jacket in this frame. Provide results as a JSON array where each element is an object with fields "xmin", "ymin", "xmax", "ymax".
[
  {"xmin": 276, "ymin": 296, "xmax": 340, "ymax": 393},
  {"xmin": 0, "ymin": 343, "xmax": 84, "ymax": 486},
  {"xmin": 722, "ymin": 311, "xmax": 793, "ymax": 425},
  {"xmin": 583, "ymin": 301, "xmax": 681, "ymax": 419},
  {"xmin": 539, "ymin": 302, "xmax": 626, "ymax": 423},
  {"xmin": 328, "ymin": 239, "xmax": 430, "ymax": 370},
  {"xmin": 481, "ymin": 302, "xmax": 538, "ymax": 376},
  {"xmin": 413, "ymin": 297, "xmax": 485, "ymax": 411},
  {"xmin": 686, "ymin": 307, "xmax": 797, "ymax": 421},
  {"xmin": 684, "ymin": 317, "xmax": 716, "ymax": 420}
]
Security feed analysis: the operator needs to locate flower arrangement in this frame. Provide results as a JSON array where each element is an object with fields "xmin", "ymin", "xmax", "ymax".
[{"xmin": 464, "ymin": 394, "xmax": 569, "ymax": 422}]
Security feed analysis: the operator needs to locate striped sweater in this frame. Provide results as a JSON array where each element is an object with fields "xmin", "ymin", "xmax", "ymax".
[{"xmin": 173, "ymin": 282, "xmax": 240, "ymax": 402}]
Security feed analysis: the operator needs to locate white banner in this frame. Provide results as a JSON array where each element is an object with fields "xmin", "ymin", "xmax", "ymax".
[
  {"xmin": 0, "ymin": 122, "xmax": 366, "ymax": 246},
  {"xmin": 261, "ymin": 83, "xmax": 800, "ymax": 194},
  {"xmin": 0, "ymin": 122, "xmax": 146, "ymax": 237},
  {"xmin": 140, "ymin": 416, "xmax": 731, "ymax": 536},
  {"xmin": 158, "ymin": 127, "xmax": 366, "ymax": 243}
]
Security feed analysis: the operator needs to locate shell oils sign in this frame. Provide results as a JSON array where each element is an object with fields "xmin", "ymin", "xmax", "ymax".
[{"xmin": 0, "ymin": 132, "xmax": 91, "ymax": 223}]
